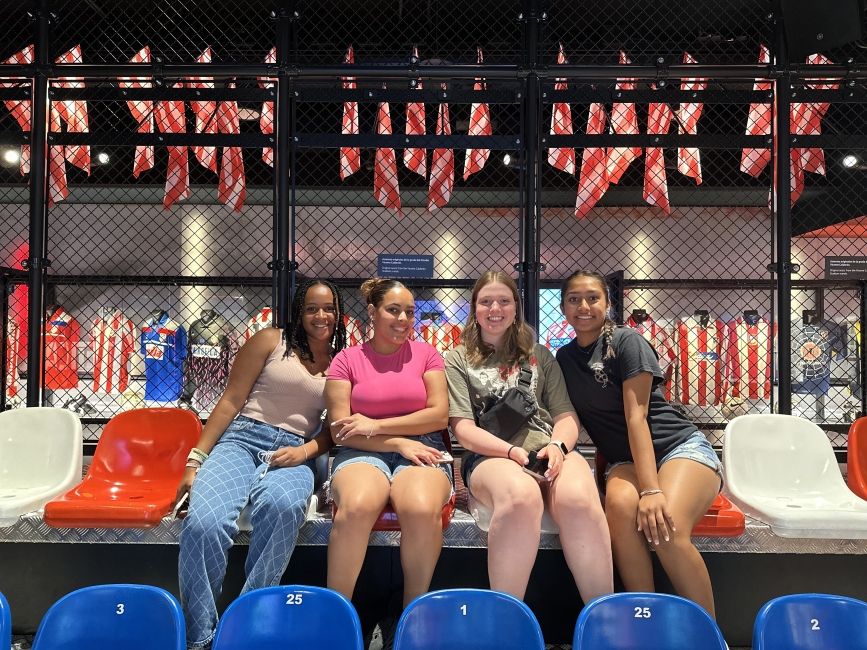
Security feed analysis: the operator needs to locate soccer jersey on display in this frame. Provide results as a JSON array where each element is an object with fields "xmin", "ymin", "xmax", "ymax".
[
  {"xmin": 44, "ymin": 306, "xmax": 81, "ymax": 390},
  {"xmin": 626, "ymin": 314, "xmax": 676, "ymax": 400},
  {"xmin": 417, "ymin": 318, "xmax": 462, "ymax": 354},
  {"xmin": 183, "ymin": 310, "xmax": 236, "ymax": 412},
  {"xmin": 543, "ymin": 319, "xmax": 576, "ymax": 352},
  {"xmin": 725, "ymin": 314, "xmax": 775, "ymax": 401},
  {"xmin": 344, "ymin": 315, "xmax": 367, "ymax": 347},
  {"xmin": 244, "ymin": 307, "xmax": 272, "ymax": 340},
  {"xmin": 91, "ymin": 309, "xmax": 136, "ymax": 394},
  {"xmin": 4, "ymin": 318, "xmax": 19, "ymax": 399},
  {"xmin": 791, "ymin": 318, "xmax": 846, "ymax": 396},
  {"xmin": 675, "ymin": 314, "xmax": 726, "ymax": 406},
  {"xmin": 140, "ymin": 311, "xmax": 187, "ymax": 402}
]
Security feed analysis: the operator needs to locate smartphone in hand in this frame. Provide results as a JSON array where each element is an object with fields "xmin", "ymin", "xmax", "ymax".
[
  {"xmin": 437, "ymin": 451, "xmax": 454, "ymax": 464},
  {"xmin": 172, "ymin": 492, "xmax": 190, "ymax": 520},
  {"xmin": 521, "ymin": 450, "xmax": 549, "ymax": 481}
]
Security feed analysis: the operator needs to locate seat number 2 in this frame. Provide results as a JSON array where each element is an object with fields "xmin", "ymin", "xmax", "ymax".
[
  {"xmin": 811, "ymin": 618, "xmax": 820, "ymax": 631},
  {"xmin": 634, "ymin": 607, "xmax": 652, "ymax": 618},
  {"xmin": 286, "ymin": 593, "xmax": 304, "ymax": 605}
]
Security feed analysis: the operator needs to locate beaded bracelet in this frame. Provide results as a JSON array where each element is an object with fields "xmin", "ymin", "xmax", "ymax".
[{"xmin": 187, "ymin": 447, "xmax": 209, "ymax": 464}]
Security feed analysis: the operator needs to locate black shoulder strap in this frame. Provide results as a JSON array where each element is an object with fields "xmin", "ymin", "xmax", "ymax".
[{"xmin": 517, "ymin": 360, "xmax": 533, "ymax": 390}]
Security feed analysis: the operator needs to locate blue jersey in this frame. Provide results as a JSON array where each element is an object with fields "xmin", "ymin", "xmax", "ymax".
[{"xmin": 140, "ymin": 312, "xmax": 187, "ymax": 401}]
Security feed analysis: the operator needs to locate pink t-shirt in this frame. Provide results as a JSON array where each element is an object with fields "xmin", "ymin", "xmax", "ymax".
[{"xmin": 328, "ymin": 340, "xmax": 445, "ymax": 419}]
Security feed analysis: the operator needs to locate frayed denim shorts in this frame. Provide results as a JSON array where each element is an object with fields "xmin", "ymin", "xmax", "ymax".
[{"xmin": 331, "ymin": 431, "xmax": 454, "ymax": 484}]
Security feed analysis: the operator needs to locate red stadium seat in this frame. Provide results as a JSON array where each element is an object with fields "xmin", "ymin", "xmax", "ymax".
[
  {"xmin": 332, "ymin": 430, "xmax": 456, "ymax": 531},
  {"xmin": 848, "ymin": 417, "xmax": 867, "ymax": 501},
  {"xmin": 594, "ymin": 450, "xmax": 744, "ymax": 537},
  {"xmin": 44, "ymin": 408, "xmax": 201, "ymax": 528}
]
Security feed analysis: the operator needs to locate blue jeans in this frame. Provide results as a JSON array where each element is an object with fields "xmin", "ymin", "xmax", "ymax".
[{"xmin": 178, "ymin": 416, "xmax": 315, "ymax": 649}]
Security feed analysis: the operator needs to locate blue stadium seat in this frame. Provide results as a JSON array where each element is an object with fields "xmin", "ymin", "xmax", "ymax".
[
  {"xmin": 210, "ymin": 585, "xmax": 364, "ymax": 650},
  {"xmin": 0, "ymin": 591, "xmax": 10, "ymax": 650},
  {"xmin": 393, "ymin": 588, "xmax": 545, "ymax": 650},
  {"xmin": 573, "ymin": 592, "xmax": 727, "ymax": 649},
  {"xmin": 31, "ymin": 584, "xmax": 184, "ymax": 650},
  {"xmin": 753, "ymin": 593, "xmax": 867, "ymax": 649}
]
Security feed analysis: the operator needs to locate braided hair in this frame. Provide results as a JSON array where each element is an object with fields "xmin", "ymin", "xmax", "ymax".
[
  {"xmin": 560, "ymin": 270, "xmax": 617, "ymax": 360},
  {"xmin": 283, "ymin": 279, "xmax": 347, "ymax": 362}
]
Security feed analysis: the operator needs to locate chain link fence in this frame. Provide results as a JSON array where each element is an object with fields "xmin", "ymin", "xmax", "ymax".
[{"xmin": 1, "ymin": 1, "xmax": 866, "ymax": 452}]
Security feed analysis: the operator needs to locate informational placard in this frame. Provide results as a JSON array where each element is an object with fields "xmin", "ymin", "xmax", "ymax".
[
  {"xmin": 376, "ymin": 254, "xmax": 434, "ymax": 279},
  {"xmin": 825, "ymin": 257, "xmax": 867, "ymax": 280}
]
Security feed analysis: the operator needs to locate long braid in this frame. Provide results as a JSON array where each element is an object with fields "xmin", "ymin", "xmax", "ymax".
[{"xmin": 601, "ymin": 317, "xmax": 617, "ymax": 360}]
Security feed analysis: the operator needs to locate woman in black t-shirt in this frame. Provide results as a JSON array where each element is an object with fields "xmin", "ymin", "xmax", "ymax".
[{"xmin": 556, "ymin": 270, "xmax": 722, "ymax": 618}]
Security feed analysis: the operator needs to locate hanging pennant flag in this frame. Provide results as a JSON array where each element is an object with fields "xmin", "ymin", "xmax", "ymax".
[
  {"xmin": 547, "ymin": 42, "xmax": 575, "ymax": 175},
  {"xmin": 340, "ymin": 45, "xmax": 361, "ymax": 180},
  {"xmin": 644, "ymin": 92, "xmax": 673, "ymax": 214},
  {"xmin": 740, "ymin": 44, "xmax": 772, "ymax": 178},
  {"xmin": 54, "ymin": 44, "xmax": 90, "ymax": 174},
  {"xmin": 47, "ymin": 103, "xmax": 69, "ymax": 207},
  {"xmin": 800, "ymin": 53, "xmax": 837, "ymax": 175},
  {"xmin": 187, "ymin": 47, "xmax": 218, "ymax": 173},
  {"xmin": 676, "ymin": 52, "xmax": 706, "ymax": 184},
  {"xmin": 259, "ymin": 47, "xmax": 276, "ymax": 166},
  {"xmin": 464, "ymin": 46, "xmax": 492, "ymax": 180},
  {"xmin": 607, "ymin": 50, "xmax": 642, "ymax": 184},
  {"xmin": 2, "ymin": 44, "xmax": 34, "ymax": 174},
  {"xmin": 404, "ymin": 46, "xmax": 427, "ymax": 178},
  {"xmin": 373, "ymin": 91, "xmax": 402, "ymax": 216},
  {"xmin": 428, "ymin": 87, "xmax": 454, "ymax": 211},
  {"xmin": 118, "ymin": 46, "xmax": 155, "ymax": 178},
  {"xmin": 574, "ymin": 102, "xmax": 609, "ymax": 218},
  {"xmin": 154, "ymin": 84, "xmax": 190, "ymax": 209},
  {"xmin": 217, "ymin": 83, "xmax": 246, "ymax": 211}
]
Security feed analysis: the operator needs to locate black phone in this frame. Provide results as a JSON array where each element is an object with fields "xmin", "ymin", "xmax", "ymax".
[{"xmin": 522, "ymin": 450, "xmax": 549, "ymax": 481}]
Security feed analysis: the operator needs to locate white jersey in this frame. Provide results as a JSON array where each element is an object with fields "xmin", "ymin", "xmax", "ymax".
[
  {"xmin": 725, "ymin": 316, "xmax": 775, "ymax": 401},
  {"xmin": 675, "ymin": 315, "xmax": 726, "ymax": 406},
  {"xmin": 417, "ymin": 320, "xmax": 462, "ymax": 354},
  {"xmin": 91, "ymin": 310, "xmax": 136, "ymax": 394},
  {"xmin": 245, "ymin": 307, "xmax": 273, "ymax": 340}
]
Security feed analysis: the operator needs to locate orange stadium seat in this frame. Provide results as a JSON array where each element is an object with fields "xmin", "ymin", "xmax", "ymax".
[
  {"xmin": 595, "ymin": 450, "xmax": 744, "ymax": 537},
  {"xmin": 332, "ymin": 430, "xmax": 456, "ymax": 531},
  {"xmin": 44, "ymin": 408, "xmax": 201, "ymax": 528},
  {"xmin": 848, "ymin": 417, "xmax": 867, "ymax": 501}
]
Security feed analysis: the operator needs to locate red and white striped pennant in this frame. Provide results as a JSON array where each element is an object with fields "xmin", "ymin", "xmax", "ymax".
[
  {"xmin": 339, "ymin": 45, "xmax": 361, "ymax": 180},
  {"xmin": 800, "ymin": 53, "xmax": 837, "ymax": 175},
  {"xmin": 464, "ymin": 46, "xmax": 492, "ymax": 180},
  {"xmin": 54, "ymin": 44, "xmax": 90, "ymax": 174},
  {"xmin": 643, "ymin": 90, "xmax": 673, "ymax": 214},
  {"xmin": 574, "ymin": 101, "xmax": 609, "ymax": 218},
  {"xmin": 676, "ymin": 52, "xmax": 706, "ymax": 184},
  {"xmin": 547, "ymin": 42, "xmax": 575, "ymax": 175},
  {"xmin": 47, "ymin": 103, "xmax": 68, "ymax": 207},
  {"xmin": 404, "ymin": 46, "xmax": 427, "ymax": 178},
  {"xmin": 607, "ymin": 50, "xmax": 642, "ymax": 184},
  {"xmin": 118, "ymin": 46, "xmax": 155, "ymax": 178},
  {"xmin": 154, "ymin": 84, "xmax": 190, "ymax": 209},
  {"xmin": 2, "ymin": 45, "xmax": 34, "ymax": 174},
  {"xmin": 373, "ymin": 92, "xmax": 402, "ymax": 216},
  {"xmin": 259, "ymin": 47, "xmax": 276, "ymax": 166},
  {"xmin": 740, "ymin": 44, "xmax": 772, "ymax": 178},
  {"xmin": 217, "ymin": 83, "xmax": 247, "ymax": 211},
  {"xmin": 428, "ymin": 87, "xmax": 454, "ymax": 211},
  {"xmin": 188, "ymin": 47, "xmax": 218, "ymax": 173}
]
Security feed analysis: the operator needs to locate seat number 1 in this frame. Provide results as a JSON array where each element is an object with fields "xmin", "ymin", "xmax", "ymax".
[{"xmin": 460, "ymin": 605, "xmax": 467, "ymax": 616}]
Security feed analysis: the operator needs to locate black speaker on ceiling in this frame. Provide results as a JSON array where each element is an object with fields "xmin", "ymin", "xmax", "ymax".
[{"xmin": 782, "ymin": 0, "xmax": 865, "ymax": 59}]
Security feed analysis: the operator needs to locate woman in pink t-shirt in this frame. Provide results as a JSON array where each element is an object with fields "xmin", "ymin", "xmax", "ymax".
[{"xmin": 326, "ymin": 278, "xmax": 451, "ymax": 616}]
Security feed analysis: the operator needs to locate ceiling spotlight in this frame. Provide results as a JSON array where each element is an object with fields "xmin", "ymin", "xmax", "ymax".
[
  {"xmin": 96, "ymin": 152, "xmax": 110, "ymax": 165},
  {"xmin": 503, "ymin": 153, "xmax": 511, "ymax": 166},
  {"xmin": 2, "ymin": 149, "xmax": 20, "ymax": 165}
]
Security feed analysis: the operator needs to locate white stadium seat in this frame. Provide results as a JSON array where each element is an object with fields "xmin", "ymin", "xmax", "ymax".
[{"xmin": 723, "ymin": 413, "xmax": 867, "ymax": 538}]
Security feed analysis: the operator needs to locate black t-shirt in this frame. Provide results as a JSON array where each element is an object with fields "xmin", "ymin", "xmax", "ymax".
[{"xmin": 556, "ymin": 327, "xmax": 695, "ymax": 464}]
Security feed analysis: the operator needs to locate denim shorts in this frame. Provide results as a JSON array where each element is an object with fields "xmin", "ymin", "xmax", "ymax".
[
  {"xmin": 331, "ymin": 432, "xmax": 454, "ymax": 484},
  {"xmin": 604, "ymin": 430, "xmax": 723, "ymax": 488}
]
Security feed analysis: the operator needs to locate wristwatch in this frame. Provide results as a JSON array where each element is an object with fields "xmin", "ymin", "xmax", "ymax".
[{"xmin": 548, "ymin": 440, "xmax": 569, "ymax": 456}]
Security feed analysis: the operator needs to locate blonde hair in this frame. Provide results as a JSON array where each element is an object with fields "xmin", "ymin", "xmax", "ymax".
[
  {"xmin": 560, "ymin": 269, "xmax": 616, "ymax": 360},
  {"xmin": 463, "ymin": 271, "xmax": 536, "ymax": 367}
]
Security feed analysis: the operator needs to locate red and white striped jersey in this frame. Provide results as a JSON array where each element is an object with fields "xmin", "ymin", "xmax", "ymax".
[
  {"xmin": 44, "ymin": 307, "xmax": 81, "ymax": 390},
  {"xmin": 543, "ymin": 319, "xmax": 576, "ymax": 352},
  {"xmin": 675, "ymin": 315, "xmax": 726, "ymax": 406},
  {"xmin": 725, "ymin": 316, "xmax": 776, "ymax": 401},
  {"xmin": 91, "ymin": 310, "xmax": 136, "ymax": 394},
  {"xmin": 245, "ymin": 307, "xmax": 273, "ymax": 340},
  {"xmin": 626, "ymin": 314, "xmax": 676, "ymax": 400},
  {"xmin": 344, "ymin": 315, "xmax": 368, "ymax": 347},
  {"xmin": 417, "ymin": 320, "xmax": 462, "ymax": 354},
  {"xmin": 5, "ymin": 318, "xmax": 19, "ymax": 399}
]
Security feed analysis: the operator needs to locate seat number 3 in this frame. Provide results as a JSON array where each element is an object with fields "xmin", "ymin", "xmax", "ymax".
[
  {"xmin": 286, "ymin": 593, "xmax": 304, "ymax": 605},
  {"xmin": 634, "ymin": 607, "xmax": 652, "ymax": 618},
  {"xmin": 116, "ymin": 603, "xmax": 125, "ymax": 615}
]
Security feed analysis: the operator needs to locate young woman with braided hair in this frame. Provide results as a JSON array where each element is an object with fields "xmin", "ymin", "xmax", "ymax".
[
  {"xmin": 556, "ymin": 270, "xmax": 722, "ymax": 617},
  {"xmin": 175, "ymin": 279, "xmax": 347, "ymax": 650}
]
